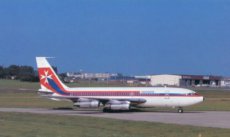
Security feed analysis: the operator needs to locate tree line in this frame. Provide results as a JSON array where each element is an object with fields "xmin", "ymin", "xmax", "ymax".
[{"xmin": 0, "ymin": 65, "xmax": 39, "ymax": 82}]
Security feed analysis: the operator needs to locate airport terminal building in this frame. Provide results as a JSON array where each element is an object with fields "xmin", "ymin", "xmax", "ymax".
[
  {"xmin": 150, "ymin": 74, "xmax": 222, "ymax": 87},
  {"xmin": 64, "ymin": 71, "xmax": 226, "ymax": 88}
]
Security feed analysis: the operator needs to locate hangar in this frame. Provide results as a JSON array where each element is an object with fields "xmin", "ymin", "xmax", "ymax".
[
  {"xmin": 221, "ymin": 77, "xmax": 230, "ymax": 87},
  {"xmin": 150, "ymin": 74, "xmax": 222, "ymax": 87},
  {"xmin": 180, "ymin": 75, "xmax": 221, "ymax": 87},
  {"xmin": 150, "ymin": 75, "xmax": 181, "ymax": 86}
]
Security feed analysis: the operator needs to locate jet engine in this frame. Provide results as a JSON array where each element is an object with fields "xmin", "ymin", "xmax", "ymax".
[
  {"xmin": 104, "ymin": 100, "xmax": 130, "ymax": 111},
  {"xmin": 74, "ymin": 99, "xmax": 100, "ymax": 108}
]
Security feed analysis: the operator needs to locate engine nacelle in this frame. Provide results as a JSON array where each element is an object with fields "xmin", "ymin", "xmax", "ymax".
[
  {"xmin": 110, "ymin": 104, "xmax": 130, "ymax": 110},
  {"xmin": 105, "ymin": 101, "xmax": 130, "ymax": 110},
  {"xmin": 74, "ymin": 100, "xmax": 100, "ymax": 108}
]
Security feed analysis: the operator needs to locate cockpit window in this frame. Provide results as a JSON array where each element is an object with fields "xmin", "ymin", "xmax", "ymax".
[{"xmin": 188, "ymin": 92, "xmax": 199, "ymax": 96}]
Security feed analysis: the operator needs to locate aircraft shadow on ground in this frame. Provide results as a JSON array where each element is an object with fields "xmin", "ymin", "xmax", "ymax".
[{"xmin": 51, "ymin": 107, "xmax": 204, "ymax": 114}]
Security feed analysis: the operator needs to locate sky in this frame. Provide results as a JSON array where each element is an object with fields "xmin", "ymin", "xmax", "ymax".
[{"xmin": 0, "ymin": 0, "xmax": 230, "ymax": 76}]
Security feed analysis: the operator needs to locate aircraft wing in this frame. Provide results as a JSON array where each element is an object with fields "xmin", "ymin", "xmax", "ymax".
[{"xmin": 40, "ymin": 94, "xmax": 146, "ymax": 105}]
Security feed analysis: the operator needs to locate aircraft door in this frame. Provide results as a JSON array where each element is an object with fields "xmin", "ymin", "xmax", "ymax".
[
  {"xmin": 164, "ymin": 90, "xmax": 171, "ymax": 106},
  {"xmin": 164, "ymin": 90, "xmax": 170, "ymax": 99}
]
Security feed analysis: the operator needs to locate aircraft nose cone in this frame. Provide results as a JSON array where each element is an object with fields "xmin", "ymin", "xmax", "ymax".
[
  {"xmin": 199, "ymin": 96, "xmax": 205, "ymax": 103},
  {"xmin": 197, "ymin": 96, "xmax": 204, "ymax": 104}
]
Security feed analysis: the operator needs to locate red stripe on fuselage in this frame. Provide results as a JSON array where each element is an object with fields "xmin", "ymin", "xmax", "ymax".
[{"xmin": 67, "ymin": 91, "xmax": 202, "ymax": 97}]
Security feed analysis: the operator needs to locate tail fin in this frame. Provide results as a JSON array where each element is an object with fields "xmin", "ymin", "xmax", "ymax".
[{"xmin": 36, "ymin": 57, "xmax": 70, "ymax": 95}]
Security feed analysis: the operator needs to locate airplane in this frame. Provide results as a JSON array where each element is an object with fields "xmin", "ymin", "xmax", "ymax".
[{"xmin": 36, "ymin": 57, "xmax": 204, "ymax": 113}]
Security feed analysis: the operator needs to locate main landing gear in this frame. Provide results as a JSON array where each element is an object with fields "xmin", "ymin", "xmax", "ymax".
[
  {"xmin": 177, "ymin": 107, "xmax": 184, "ymax": 113},
  {"xmin": 103, "ymin": 108, "xmax": 110, "ymax": 112}
]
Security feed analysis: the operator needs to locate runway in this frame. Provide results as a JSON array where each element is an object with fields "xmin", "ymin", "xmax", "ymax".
[{"xmin": 0, "ymin": 108, "xmax": 230, "ymax": 129}]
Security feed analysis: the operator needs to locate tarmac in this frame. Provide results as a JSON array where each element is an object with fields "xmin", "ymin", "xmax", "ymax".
[{"xmin": 0, "ymin": 108, "xmax": 230, "ymax": 129}]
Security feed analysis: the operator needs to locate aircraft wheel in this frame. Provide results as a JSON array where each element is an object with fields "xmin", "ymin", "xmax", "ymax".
[
  {"xmin": 103, "ymin": 108, "xmax": 107, "ymax": 112},
  {"xmin": 103, "ymin": 108, "xmax": 110, "ymax": 113},
  {"xmin": 178, "ymin": 108, "xmax": 183, "ymax": 113}
]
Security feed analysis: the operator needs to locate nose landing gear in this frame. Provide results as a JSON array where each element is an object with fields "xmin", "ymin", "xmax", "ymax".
[{"xmin": 177, "ymin": 107, "xmax": 183, "ymax": 113}]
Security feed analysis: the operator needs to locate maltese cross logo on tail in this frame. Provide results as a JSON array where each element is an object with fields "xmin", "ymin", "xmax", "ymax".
[{"xmin": 40, "ymin": 70, "xmax": 53, "ymax": 84}]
